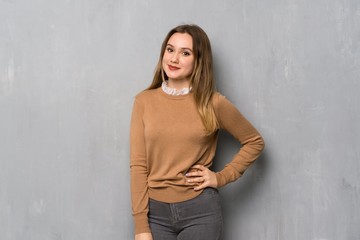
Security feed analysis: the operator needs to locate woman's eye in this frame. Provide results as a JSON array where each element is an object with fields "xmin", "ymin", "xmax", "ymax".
[
  {"xmin": 183, "ymin": 51, "xmax": 190, "ymax": 56},
  {"xmin": 166, "ymin": 47, "xmax": 173, "ymax": 52}
]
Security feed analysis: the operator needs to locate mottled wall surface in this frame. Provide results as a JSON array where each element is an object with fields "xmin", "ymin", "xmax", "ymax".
[{"xmin": 1, "ymin": 1, "xmax": 359, "ymax": 239}]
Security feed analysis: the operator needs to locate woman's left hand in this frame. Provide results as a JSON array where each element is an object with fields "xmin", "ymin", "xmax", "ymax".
[{"xmin": 185, "ymin": 165, "xmax": 218, "ymax": 191}]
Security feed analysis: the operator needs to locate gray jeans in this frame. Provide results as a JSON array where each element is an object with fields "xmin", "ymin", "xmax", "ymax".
[{"xmin": 148, "ymin": 188, "xmax": 223, "ymax": 240}]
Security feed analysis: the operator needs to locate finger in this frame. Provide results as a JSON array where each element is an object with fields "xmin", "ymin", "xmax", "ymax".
[
  {"xmin": 191, "ymin": 165, "xmax": 206, "ymax": 171},
  {"xmin": 187, "ymin": 177, "xmax": 204, "ymax": 183},
  {"xmin": 187, "ymin": 167, "xmax": 200, "ymax": 173},
  {"xmin": 186, "ymin": 165, "xmax": 206, "ymax": 176},
  {"xmin": 185, "ymin": 171, "xmax": 204, "ymax": 177},
  {"xmin": 194, "ymin": 182, "xmax": 208, "ymax": 191},
  {"xmin": 187, "ymin": 182, "xmax": 200, "ymax": 186}
]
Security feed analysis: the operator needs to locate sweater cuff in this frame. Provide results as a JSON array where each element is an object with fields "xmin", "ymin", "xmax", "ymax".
[
  {"xmin": 133, "ymin": 213, "xmax": 151, "ymax": 234},
  {"xmin": 215, "ymin": 172, "xmax": 227, "ymax": 188},
  {"xmin": 216, "ymin": 166, "xmax": 242, "ymax": 188}
]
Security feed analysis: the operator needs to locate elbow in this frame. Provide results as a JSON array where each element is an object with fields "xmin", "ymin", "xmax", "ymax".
[
  {"xmin": 259, "ymin": 135, "xmax": 265, "ymax": 152},
  {"xmin": 253, "ymin": 134, "xmax": 265, "ymax": 154}
]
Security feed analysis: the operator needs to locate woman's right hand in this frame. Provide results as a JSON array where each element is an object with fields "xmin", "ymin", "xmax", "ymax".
[{"xmin": 135, "ymin": 233, "xmax": 153, "ymax": 240}]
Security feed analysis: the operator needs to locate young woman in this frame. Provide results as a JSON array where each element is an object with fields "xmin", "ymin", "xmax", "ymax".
[{"xmin": 130, "ymin": 24, "xmax": 264, "ymax": 240}]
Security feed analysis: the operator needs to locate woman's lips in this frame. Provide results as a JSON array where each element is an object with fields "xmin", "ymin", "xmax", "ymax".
[{"xmin": 168, "ymin": 65, "xmax": 180, "ymax": 71}]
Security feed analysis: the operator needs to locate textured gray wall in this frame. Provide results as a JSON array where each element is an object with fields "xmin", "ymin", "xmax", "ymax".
[{"xmin": 1, "ymin": 0, "xmax": 359, "ymax": 239}]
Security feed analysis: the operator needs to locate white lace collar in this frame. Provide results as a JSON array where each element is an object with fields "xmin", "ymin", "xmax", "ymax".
[{"xmin": 161, "ymin": 81, "xmax": 192, "ymax": 96}]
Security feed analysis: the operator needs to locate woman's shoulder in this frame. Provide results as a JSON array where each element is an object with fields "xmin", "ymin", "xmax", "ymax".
[
  {"xmin": 211, "ymin": 91, "xmax": 241, "ymax": 114},
  {"xmin": 134, "ymin": 88, "xmax": 161, "ymax": 101},
  {"xmin": 211, "ymin": 91, "xmax": 227, "ymax": 107},
  {"xmin": 212, "ymin": 91, "xmax": 225, "ymax": 99}
]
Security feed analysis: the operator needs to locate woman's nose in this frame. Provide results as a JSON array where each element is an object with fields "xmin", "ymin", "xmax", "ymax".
[{"xmin": 170, "ymin": 52, "xmax": 179, "ymax": 63}]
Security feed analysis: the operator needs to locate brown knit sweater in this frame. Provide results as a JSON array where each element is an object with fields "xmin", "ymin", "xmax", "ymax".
[{"xmin": 130, "ymin": 87, "xmax": 264, "ymax": 234}]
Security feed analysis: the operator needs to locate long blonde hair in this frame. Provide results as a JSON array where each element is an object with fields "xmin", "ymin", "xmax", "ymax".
[{"xmin": 147, "ymin": 24, "xmax": 218, "ymax": 135}]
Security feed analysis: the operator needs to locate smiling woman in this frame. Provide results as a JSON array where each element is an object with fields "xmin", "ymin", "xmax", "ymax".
[
  {"xmin": 162, "ymin": 33, "xmax": 194, "ymax": 88},
  {"xmin": 130, "ymin": 24, "xmax": 265, "ymax": 240}
]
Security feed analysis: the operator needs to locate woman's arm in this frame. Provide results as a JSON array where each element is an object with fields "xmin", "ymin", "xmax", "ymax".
[
  {"xmin": 213, "ymin": 93, "xmax": 265, "ymax": 187},
  {"xmin": 185, "ymin": 93, "xmax": 264, "ymax": 190},
  {"xmin": 130, "ymin": 97, "xmax": 151, "ymax": 235}
]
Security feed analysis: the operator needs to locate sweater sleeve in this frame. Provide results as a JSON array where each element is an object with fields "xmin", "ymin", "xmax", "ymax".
[
  {"xmin": 130, "ymin": 97, "xmax": 151, "ymax": 234},
  {"xmin": 213, "ymin": 93, "xmax": 265, "ymax": 188}
]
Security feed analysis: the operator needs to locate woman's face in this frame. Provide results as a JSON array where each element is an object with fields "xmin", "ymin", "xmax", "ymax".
[{"xmin": 162, "ymin": 33, "xmax": 195, "ymax": 83}]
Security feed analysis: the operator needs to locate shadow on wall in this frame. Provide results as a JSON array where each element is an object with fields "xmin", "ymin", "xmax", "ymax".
[{"xmin": 212, "ymin": 129, "xmax": 270, "ymax": 239}]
